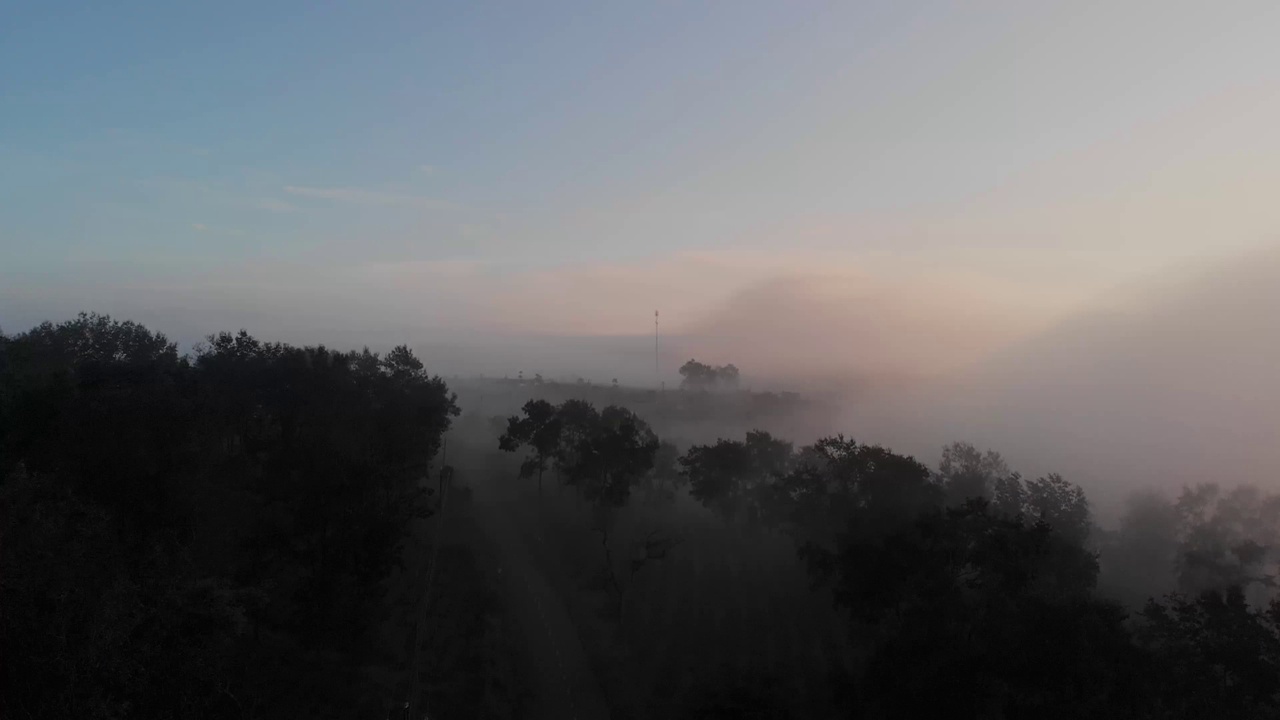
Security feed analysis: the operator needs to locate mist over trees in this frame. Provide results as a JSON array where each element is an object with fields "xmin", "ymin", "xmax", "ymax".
[
  {"xmin": 7, "ymin": 313, "xmax": 1280, "ymax": 719},
  {"xmin": 493, "ymin": 397, "xmax": 1280, "ymax": 717},
  {"xmin": 670, "ymin": 435, "xmax": 1280, "ymax": 718}
]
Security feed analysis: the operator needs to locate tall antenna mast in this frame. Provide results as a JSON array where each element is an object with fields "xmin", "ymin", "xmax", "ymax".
[{"xmin": 654, "ymin": 309, "xmax": 660, "ymax": 390}]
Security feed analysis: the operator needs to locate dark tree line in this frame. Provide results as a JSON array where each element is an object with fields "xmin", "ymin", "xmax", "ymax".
[
  {"xmin": 0, "ymin": 315, "xmax": 459, "ymax": 719},
  {"xmin": 9, "ymin": 313, "xmax": 1280, "ymax": 719},
  {"xmin": 666, "ymin": 433, "xmax": 1280, "ymax": 718},
  {"xmin": 494, "ymin": 400, "xmax": 1280, "ymax": 718}
]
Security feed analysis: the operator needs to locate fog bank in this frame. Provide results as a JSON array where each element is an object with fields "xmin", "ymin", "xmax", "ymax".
[{"xmin": 834, "ymin": 244, "xmax": 1280, "ymax": 516}]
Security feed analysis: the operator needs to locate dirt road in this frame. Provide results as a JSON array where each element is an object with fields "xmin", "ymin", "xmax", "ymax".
[{"xmin": 472, "ymin": 502, "xmax": 612, "ymax": 720}]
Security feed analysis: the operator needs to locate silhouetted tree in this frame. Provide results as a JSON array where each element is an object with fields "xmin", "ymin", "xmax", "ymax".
[
  {"xmin": 568, "ymin": 404, "xmax": 660, "ymax": 508},
  {"xmin": 497, "ymin": 399, "xmax": 561, "ymax": 501},
  {"xmin": 991, "ymin": 471, "xmax": 1093, "ymax": 545},
  {"xmin": 678, "ymin": 359, "xmax": 741, "ymax": 391},
  {"xmin": 936, "ymin": 441, "xmax": 1009, "ymax": 505},
  {"xmin": 761, "ymin": 435, "xmax": 941, "ymax": 555},
  {"xmin": 679, "ymin": 430, "xmax": 792, "ymax": 524},
  {"xmin": 498, "ymin": 398, "xmax": 660, "ymax": 614}
]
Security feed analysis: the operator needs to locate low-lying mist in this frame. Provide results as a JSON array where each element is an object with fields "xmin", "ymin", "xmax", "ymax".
[
  {"xmin": 6, "ymin": 243, "xmax": 1276, "ymax": 518},
  {"xmin": 812, "ymin": 244, "xmax": 1280, "ymax": 517},
  {"xmin": 403, "ymin": 243, "xmax": 1280, "ymax": 518}
]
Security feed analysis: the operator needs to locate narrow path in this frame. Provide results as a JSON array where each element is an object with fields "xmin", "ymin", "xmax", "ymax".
[{"xmin": 473, "ymin": 502, "xmax": 611, "ymax": 720}]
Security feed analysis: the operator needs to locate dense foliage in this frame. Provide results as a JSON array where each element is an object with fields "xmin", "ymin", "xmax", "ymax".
[
  {"xmin": 8, "ymin": 313, "xmax": 1280, "ymax": 719},
  {"xmin": 0, "ymin": 315, "xmax": 459, "ymax": 719},
  {"xmin": 499, "ymin": 398, "xmax": 660, "ymax": 509},
  {"xmin": 675, "ymin": 434, "xmax": 1280, "ymax": 718}
]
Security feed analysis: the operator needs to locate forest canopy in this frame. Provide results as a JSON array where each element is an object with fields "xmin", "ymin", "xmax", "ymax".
[
  {"xmin": 6, "ymin": 314, "xmax": 1280, "ymax": 719},
  {"xmin": 0, "ymin": 314, "xmax": 458, "ymax": 719}
]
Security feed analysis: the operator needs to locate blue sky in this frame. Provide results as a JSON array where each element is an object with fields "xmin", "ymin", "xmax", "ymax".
[
  {"xmin": 3, "ymin": 2, "xmax": 867, "ymax": 267},
  {"xmin": 3, "ymin": 1, "xmax": 1280, "ymax": 363}
]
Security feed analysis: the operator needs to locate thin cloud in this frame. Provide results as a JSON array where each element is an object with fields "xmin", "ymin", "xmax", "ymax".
[
  {"xmin": 282, "ymin": 185, "xmax": 452, "ymax": 210},
  {"xmin": 191, "ymin": 223, "xmax": 208, "ymax": 232},
  {"xmin": 355, "ymin": 258, "xmax": 486, "ymax": 284},
  {"xmin": 257, "ymin": 198, "xmax": 299, "ymax": 213}
]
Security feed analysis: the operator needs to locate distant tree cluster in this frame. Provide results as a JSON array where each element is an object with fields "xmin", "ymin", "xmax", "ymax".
[
  {"xmin": 0, "ymin": 314, "xmax": 459, "ymax": 719},
  {"xmin": 678, "ymin": 359, "xmax": 740, "ymax": 391},
  {"xmin": 1099, "ymin": 482, "xmax": 1280, "ymax": 607}
]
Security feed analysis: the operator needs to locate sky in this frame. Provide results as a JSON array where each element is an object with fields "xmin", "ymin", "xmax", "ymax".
[{"xmin": 3, "ymin": 1, "xmax": 1280, "ymax": 381}]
